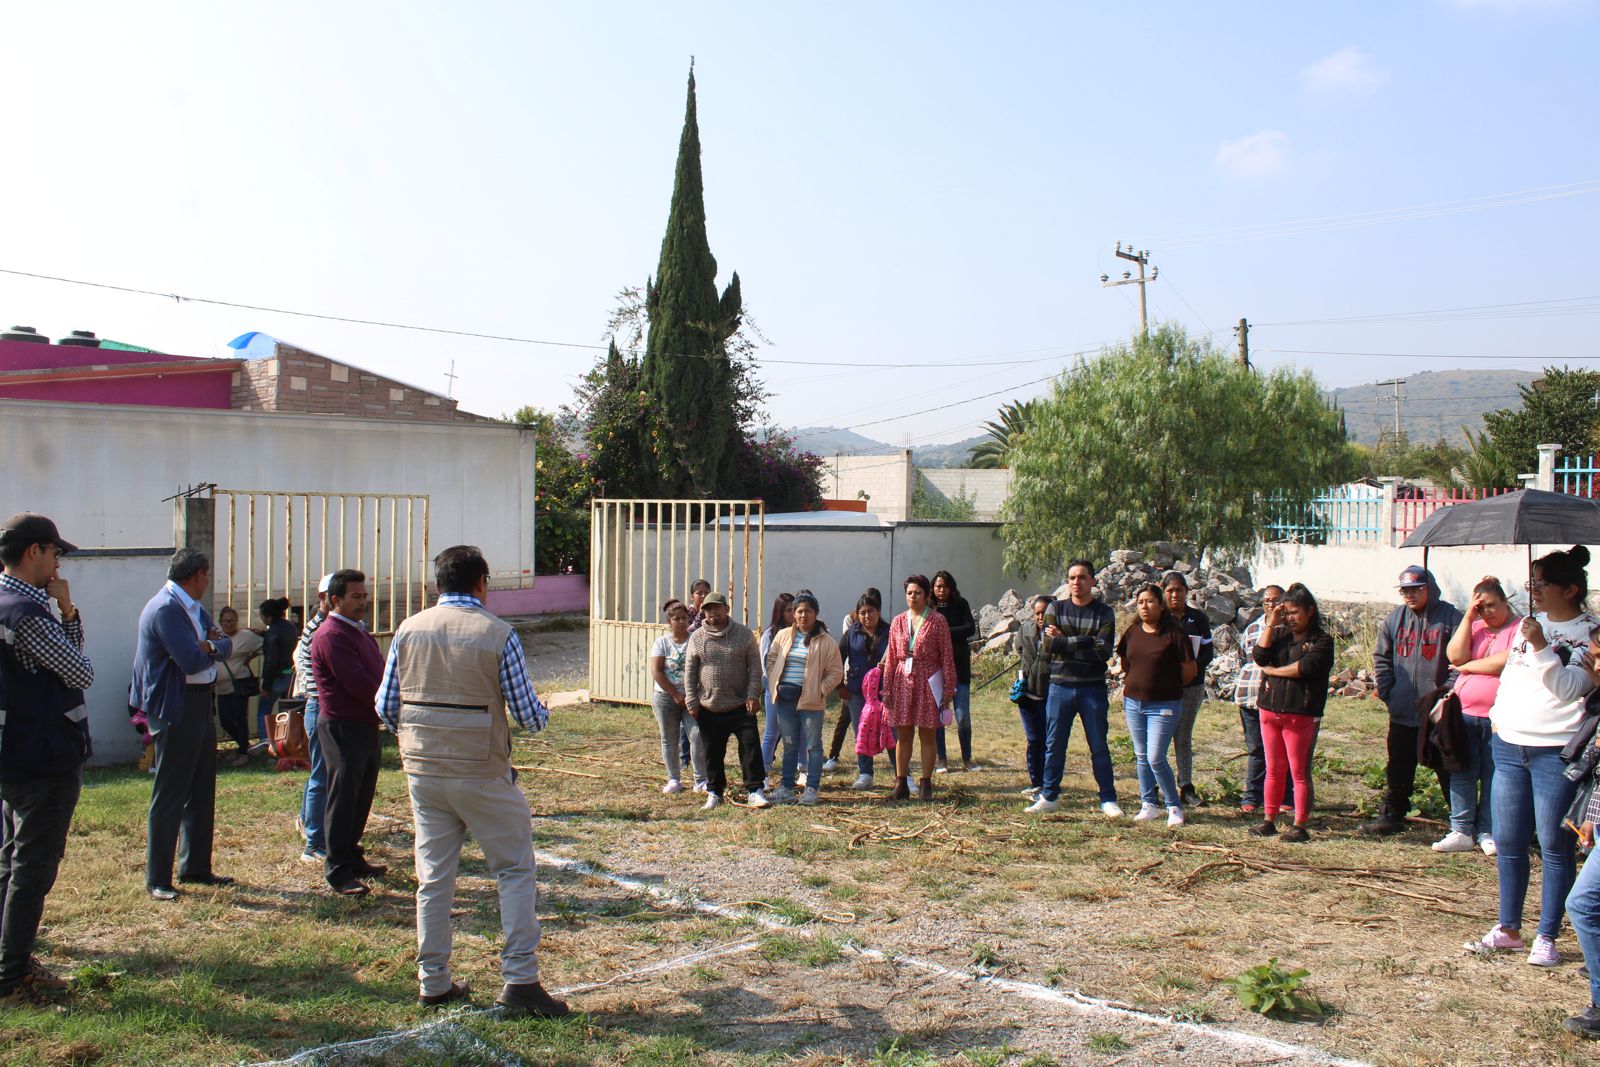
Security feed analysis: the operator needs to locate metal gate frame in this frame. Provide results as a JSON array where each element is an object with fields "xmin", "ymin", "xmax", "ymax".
[{"xmin": 589, "ymin": 499, "xmax": 764, "ymax": 706}]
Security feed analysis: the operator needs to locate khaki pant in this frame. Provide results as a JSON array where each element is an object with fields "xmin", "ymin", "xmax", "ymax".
[{"xmin": 407, "ymin": 771, "xmax": 541, "ymax": 997}]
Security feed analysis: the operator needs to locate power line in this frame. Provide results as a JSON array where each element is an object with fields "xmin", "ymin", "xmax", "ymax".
[{"xmin": 1267, "ymin": 348, "xmax": 1600, "ymax": 361}]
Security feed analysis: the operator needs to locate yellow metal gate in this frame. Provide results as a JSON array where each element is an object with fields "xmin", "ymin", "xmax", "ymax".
[
  {"xmin": 206, "ymin": 489, "xmax": 430, "ymax": 638},
  {"xmin": 588, "ymin": 499, "xmax": 764, "ymax": 706}
]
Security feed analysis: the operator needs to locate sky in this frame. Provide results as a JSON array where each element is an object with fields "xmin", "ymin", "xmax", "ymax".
[{"xmin": 2, "ymin": 1, "xmax": 1598, "ymax": 451}]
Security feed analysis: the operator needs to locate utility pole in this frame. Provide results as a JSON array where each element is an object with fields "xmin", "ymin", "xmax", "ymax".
[
  {"xmin": 1101, "ymin": 243, "xmax": 1158, "ymax": 337},
  {"xmin": 1374, "ymin": 377, "xmax": 1406, "ymax": 446},
  {"xmin": 1234, "ymin": 318, "xmax": 1250, "ymax": 368}
]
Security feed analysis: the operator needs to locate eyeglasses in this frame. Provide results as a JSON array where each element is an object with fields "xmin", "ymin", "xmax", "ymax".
[{"xmin": 1525, "ymin": 580, "xmax": 1549, "ymax": 591}]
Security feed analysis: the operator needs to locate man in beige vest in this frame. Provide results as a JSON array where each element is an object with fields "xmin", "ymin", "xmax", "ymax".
[{"xmin": 376, "ymin": 545, "xmax": 570, "ymax": 1017}]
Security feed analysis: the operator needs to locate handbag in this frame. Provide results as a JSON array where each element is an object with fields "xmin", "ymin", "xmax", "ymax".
[
  {"xmin": 220, "ymin": 658, "xmax": 260, "ymax": 699},
  {"xmin": 266, "ymin": 696, "xmax": 311, "ymax": 768}
]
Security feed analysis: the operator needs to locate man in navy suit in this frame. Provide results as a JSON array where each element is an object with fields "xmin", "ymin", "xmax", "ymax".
[{"xmin": 130, "ymin": 548, "xmax": 233, "ymax": 901}]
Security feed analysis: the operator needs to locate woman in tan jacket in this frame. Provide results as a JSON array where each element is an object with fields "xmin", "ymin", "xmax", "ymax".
[{"xmin": 764, "ymin": 592, "xmax": 845, "ymax": 806}]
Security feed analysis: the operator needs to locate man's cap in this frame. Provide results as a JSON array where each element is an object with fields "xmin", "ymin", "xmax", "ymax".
[
  {"xmin": 318, "ymin": 573, "xmax": 336, "ymax": 594},
  {"xmin": 701, "ymin": 592, "xmax": 730, "ymax": 607},
  {"xmin": 0, "ymin": 513, "xmax": 77, "ymax": 555},
  {"xmin": 1397, "ymin": 566, "xmax": 1429, "ymax": 589}
]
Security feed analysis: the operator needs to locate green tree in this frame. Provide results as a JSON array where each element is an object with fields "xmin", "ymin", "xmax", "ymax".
[
  {"xmin": 501, "ymin": 405, "xmax": 592, "ymax": 573},
  {"xmin": 1001, "ymin": 325, "xmax": 1349, "ymax": 574},
  {"xmin": 968, "ymin": 399, "xmax": 1037, "ymax": 469},
  {"xmin": 1478, "ymin": 367, "xmax": 1600, "ymax": 483},
  {"xmin": 637, "ymin": 66, "xmax": 744, "ymax": 496},
  {"xmin": 1347, "ymin": 435, "xmax": 1468, "ymax": 486}
]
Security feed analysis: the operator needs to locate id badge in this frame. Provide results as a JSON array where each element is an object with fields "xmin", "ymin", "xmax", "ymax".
[{"xmin": 900, "ymin": 656, "xmax": 914, "ymax": 678}]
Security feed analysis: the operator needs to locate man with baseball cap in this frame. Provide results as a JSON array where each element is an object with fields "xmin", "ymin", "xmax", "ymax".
[
  {"xmin": 1360, "ymin": 565, "xmax": 1462, "ymax": 836},
  {"xmin": 684, "ymin": 592, "xmax": 770, "ymax": 811},
  {"xmin": 0, "ymin": 514, "xmax": 93, "ymax": 1009},
  {"xmin": 292, "ymin": 573, "xmax": 336, "ymax": 864}
]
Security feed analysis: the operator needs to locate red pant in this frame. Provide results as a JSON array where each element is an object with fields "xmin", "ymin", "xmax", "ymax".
[{"xmin": 1260, "ymin": 710, "xmax": 1317, "ymax": 824}]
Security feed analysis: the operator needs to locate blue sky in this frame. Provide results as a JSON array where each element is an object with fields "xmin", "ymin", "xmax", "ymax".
[{"xmin": 2, "ymin": 1, "xmax": 1596, "ymax": 448}]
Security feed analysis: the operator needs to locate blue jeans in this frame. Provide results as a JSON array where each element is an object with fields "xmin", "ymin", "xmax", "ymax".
[
  {"xmin": 935, "ymin": 682, "xmax": 973, "ymax": 763},
  {"xmin": 845, "ymin": 692, "xmax": 877, "ymax": 777},
  {"xmin": 257, "ymin": 675, "xmax": 291, "ymax": 742},
  {"xmin": 761, "ymin": 693, "xmax": 806, "ymax": 777},
  {"xmin": 1124, "ymin": 698, "xmax": 1182, "ymax": 809},
  {"xmin": 1044, "ymin": 683, "xmax": 1117, "ymax": 803},
  {"xmin": 1490, "ymin": 736, "xmax": 1578, "ymax": 940},
  {"xmin": 1566, "ymin": 840, "xmax": 1600, "ymax": 1007},
  {"xmin": 774, "ymin": 701, "xmax": 824, "ymax": 792},
  {"xmin": 300, "ymin": 699, "xmax": 327, "ymax": 853},
  {"xmin": 1017, "ymin": 695, "xmax": 1046, "ymax": 790},
  {"xmin": 1449, "ymin": 716, "xmax": 1495, "ymax": 839}
]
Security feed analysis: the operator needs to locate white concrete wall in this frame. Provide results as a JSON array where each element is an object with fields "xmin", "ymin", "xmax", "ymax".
[
  {"xmin": 819, "ymin": 452, "xmax": 914, "ymax": 521},
  {"xmin": 1249, "ymin": 540, "xmax": 1599, "ymax": 612},
  {"xmin": 918, "ymin": 469, "xmax": 1015, "ymax": 521}
]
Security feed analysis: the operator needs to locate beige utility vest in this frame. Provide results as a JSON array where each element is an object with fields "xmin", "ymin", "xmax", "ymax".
[{"xmin": 392, "ymin": 602, "xmax": 514, "ymax": 778}]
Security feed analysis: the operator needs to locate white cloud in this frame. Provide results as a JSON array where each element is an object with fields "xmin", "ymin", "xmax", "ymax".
[
  {"xmin": 1303, "ymin": 46, "xmax": 1389, "ymax": 93},
  {"xmin": 1215, "ymin": 130, "xmax": 1290, "ymax": 180}
]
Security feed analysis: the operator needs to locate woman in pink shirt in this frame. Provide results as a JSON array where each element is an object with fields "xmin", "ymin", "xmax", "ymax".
[{"xmin": 1441, "ymin": 577, "xmax": 1521, "ymax": 855}]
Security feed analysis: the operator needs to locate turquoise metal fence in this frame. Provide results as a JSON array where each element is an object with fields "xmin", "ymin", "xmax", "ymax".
[
  {"xmin": 1265, "ymin": 488, "xmax": 1385, "ymax": 545},
  {"xmin": 1555, "ymin": 452, "xmax": 1599, "ymax": 498}
]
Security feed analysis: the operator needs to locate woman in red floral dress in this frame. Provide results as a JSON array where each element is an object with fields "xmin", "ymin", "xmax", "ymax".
[{"xmin": 881, "ymin": 575, "xmax": 958, "ymax": 802}]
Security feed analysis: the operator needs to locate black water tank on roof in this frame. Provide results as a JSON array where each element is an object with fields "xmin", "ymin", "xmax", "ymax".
[
  {"xmin": 1, "ymin": 325, "xmax": 49, "ymax": 344},
  {"xmin": 57, "ymin": 330, "xmax": 101, "ymax": 348}
]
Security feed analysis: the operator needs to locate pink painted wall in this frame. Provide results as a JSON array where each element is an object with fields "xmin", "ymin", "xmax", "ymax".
[
  {"xmin": 487, "ymin": 575, "xmax": 589, "ymax": 617},
  {"xmin": 0, "ymin": 340, "xmax": 235, "ymax": 409}
]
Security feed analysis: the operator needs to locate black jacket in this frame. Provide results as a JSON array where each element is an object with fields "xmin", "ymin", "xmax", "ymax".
[
  {"xmin": 1253, "ymin": 625, "xmax": 1335, "ymax": 718},
  {"xmin": 1015, "ymin": 620, "xmax": 1053, "ymax": 701},
  {"xmin": 936, "ymin": 596, "xmax": 975, "ymax": 684}
]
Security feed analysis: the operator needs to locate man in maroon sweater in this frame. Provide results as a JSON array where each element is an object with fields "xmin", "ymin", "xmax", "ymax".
[{"xmin": 309, "ymin": 569, "xmax": 387, "ymax": 896}]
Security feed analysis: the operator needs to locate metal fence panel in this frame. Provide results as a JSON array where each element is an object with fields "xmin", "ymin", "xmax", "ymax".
[{"xmin": 1556, "ymin": 453, "xmax": 1599, "ymax": 498}]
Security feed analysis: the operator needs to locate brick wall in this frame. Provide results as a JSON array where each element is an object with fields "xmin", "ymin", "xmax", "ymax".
[
  {"xmin": 229, "ymin": 343, "xmax": 491, "ymax": 422},
  {"xmin": 820, "ymin": 451, "xmax": 915, "ymax": 521}
]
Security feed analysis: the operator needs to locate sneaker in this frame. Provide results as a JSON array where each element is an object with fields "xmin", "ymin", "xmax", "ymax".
[
  {"xmin": 1100, "ymin": 801, "xmax": 1124, "ymax": 818},
  {"xmin": 1167, "ymin": 807, "xmax": 1186, "ymax": 828},
  {"xmin": 1021, "ymin": 786, "xmax": 1041, "ymax": 798},
  {"xmin": 703, "ymin": 793, "xmax": 723, "ymax": 810},
  {"xmin": 822, "ymin": 758, "xmax": 840, "ymax": 772},
  {"xmin": 1179, "ymin": 784, "xmax": 1205, "ymax": 807},
  {"xmin": 693, "ymin": 779, "xmax": 709, "ymax": 794},
  {"xmin": 1432, "ymin": 831, "xmax": 1476, "ymax": 853},
  {"xmin": 662, "ymin": 779, "xmax": 683, "ymax": 795},
  {"xmin": 1025, "ymin": 797, "xmax": 1060, "ymax": 814},
  {"xmin": 1563, "ymin": 1005, "xmax": 1600, "ymax": 1040},
  {"xmin": 1238, "ymin": 803, "xmax": 1259, "ymax": 815},
  {"xmin": 770, "ymin": 786, "xmax": 797, "ymax": 805},
  {"xmin": 1280, "ymin": 824, "xmax": 1311, "ymax": 843},
  {"xmin": 851, "ymin": 774, "xmax": 874, "ymax": 791},
  {"xmin": 799, "ymin": 788, "xmax": 820, "ymax": 806},
  {"xmin": 1478, "ymin": 834, "xmax": 1497, "ymax": 856},
  {"xmin": 746, "ymin": 790, "xmax": 772, "ymax": 809},
  {"xmin": 933, "ymin": 762, "xmax": 949, "ymax": 775},
  {"xmin": 1133, "ymin": 803, "xmax": 1161, "ymax": 822},
  {"xmin": 1249, "ymin": 820, "xmax": 1278, "ymax": 837},
  {"xmin": 26, "ymin": 958, "xmax": 68, "ymax": 992},
  {"xmin": 300, "ymin": 847, "xmax": 328, "ymax": 865},
  {"xmin": 1528, "ymin": 935, "xmax": 1561, "ymax": 967},
  {"xmin": 1464, "ymin": 924, "xmax": 1525, "ymax": 954},
  {"xmin": 0, "ymin": 981, "xmax": 65, "ymax": 1013}
]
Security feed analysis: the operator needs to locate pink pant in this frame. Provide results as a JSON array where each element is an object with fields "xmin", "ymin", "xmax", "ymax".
[{"xmin": 1261, "ymin": 710, "xmax": 1316, "ymax": 824}]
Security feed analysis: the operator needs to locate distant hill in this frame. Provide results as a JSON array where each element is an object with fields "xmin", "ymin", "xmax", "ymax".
[
  {"xmin": 913, "ymin": 435, "xmax": 987, "ymax": 468},
  {"xmin": 788, "ymin": 426, "xmax": 988, "ymax": 468},
  {"xmin": 1327, "ymin": 369, "xmax": 1534, "ymax": 446}
]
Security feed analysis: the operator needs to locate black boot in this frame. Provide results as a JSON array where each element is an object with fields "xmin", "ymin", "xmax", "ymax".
[{"xmin": 1357, "ymin": 810, "xmax": 1405, "ymax": 836}]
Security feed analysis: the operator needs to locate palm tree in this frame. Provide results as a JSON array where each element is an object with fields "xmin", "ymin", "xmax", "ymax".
[{"xmin": 969, "ymin": 399, "xmax": 1037, "ymax": 469}]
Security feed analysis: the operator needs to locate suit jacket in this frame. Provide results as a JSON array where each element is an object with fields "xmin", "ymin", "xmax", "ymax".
[{"xmin": 129, "ymin": 585, "xmax": 232, "ymax": 725}]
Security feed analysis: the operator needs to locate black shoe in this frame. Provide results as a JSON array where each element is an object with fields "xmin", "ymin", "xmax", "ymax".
[
  {"xmin": 353, "ymin": 862, "xmax": 388, "ymax": 878},
  {"xmin": 331, "ymin": 879, "xmax": 370, "ymax": 897},
  {"xmin": 1249, "ymin": 820, "xmax": 1277, "ymax": 837},
  {"xmin": 496, "ymin": 981, "xmax": 571, "ymax": 1018},
  {"xmin": 1179, "ymin": 784, "xmax": 1206, "ymax": 808},
  {"xmin": 148, "ymin": 885, "xmax": 180, "ymax": 901},
  {"xmin": 1357, "ymin": 813, "xmax": 1404, "ymax": 836},
  {"xmin": 419, "ymin": 980, "xmax": 470, "ymax": 1009},
  {"xmin": 178, "ymin": 874, "xmax": 235, "ymax": 887},
  {"xmin": 1280, "ymin": 824, "xmax": 1311, "ymax": 843},
  {"xmin": 1564, "ymin": 1005, "xmax": 1600, "ymax": 1039}
]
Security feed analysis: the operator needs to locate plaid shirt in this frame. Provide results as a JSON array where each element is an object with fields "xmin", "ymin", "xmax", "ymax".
[
  {"xmin": 376, "ymin": 594, "xmax": 547, "ymax": 733},
  {"xmin": 0, "ymin": 574, "xmax": 92, "ymax": 691},
  {"xmin": 1233, "ymin": 615, "xmax": 1267, "ymax": 708}
]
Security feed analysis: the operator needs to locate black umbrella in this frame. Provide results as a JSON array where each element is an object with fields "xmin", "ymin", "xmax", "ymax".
[{"xmin": 1400, "ymin": 488, "xmax": 1600, "ymax": 581}]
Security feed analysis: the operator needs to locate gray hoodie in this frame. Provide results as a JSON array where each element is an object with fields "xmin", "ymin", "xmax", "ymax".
[{"xmin": 1373, "ymin": 568, "xmax": 1463, "ymax": 727}]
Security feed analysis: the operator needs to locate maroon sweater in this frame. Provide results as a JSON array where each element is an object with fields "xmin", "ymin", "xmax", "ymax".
[{"xmin": 309, "ymin": 614, "xmax": 384, "ymax": 725}]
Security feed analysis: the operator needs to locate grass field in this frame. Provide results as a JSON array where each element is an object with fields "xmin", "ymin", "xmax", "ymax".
[{"xmin": 4, "ymin": 661, "xmax": 1596, "ymax": 1066}]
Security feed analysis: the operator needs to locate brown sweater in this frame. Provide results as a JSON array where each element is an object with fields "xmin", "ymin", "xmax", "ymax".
[
  {"xmin": 1116, "ymin": 620, "xmax": 1194, "ymax": 703},
  {"xmin": 684, "ymin": 619, "xmax": 762, "ymax": 712}
]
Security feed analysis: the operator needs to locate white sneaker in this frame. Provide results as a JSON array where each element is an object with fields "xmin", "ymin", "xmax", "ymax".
[
  {"xmin": 1025, "ymin": 797, "xmax": 1060, "ymax": 814},
  {"xmin": 1478, "ymin": 833, "xmax": 1497, "ymax": 856},
  {"xmin": 693, "ymin": 780, "xmax": 708, "ymax": 794},
  {"xmin": 771, "ymin": 786, "xmax": 797, "ymax": 804},
  {"xmin": 1133, "ymin": 803, "xmax": 1161, "ymax": 822},
  {"xmin": 800, "ymin": 788, "xmax": 820, "ymax": 806},
  {"xmin": 1167, "ymin": 807, "xmax": 1186, "ymax": 827},
  {"xmin": 822, "ymin": 758, "xmax": 839, "ymax": 772},
  {"xmin": 703, "ymin": 794, "xmax": 723, "ymax": 810},
  {"xmin": 746, "ymin": 790, "xmax": 772, "ymax": 809},
  {"xmin": 1528, "ymin": 934, "xmax": 1561, "ymax": 967},
  {"xmin": 1101, "ymin": 801, "xmax": 1124, "ymax": 818},
  {"xmin": 1021, "ymin": 786, "xmax": 1041, "ymax": 798},
  {"xmin": 851, "ymin": 774, "xmax": 874, "ymax": 790},
  {"xmin": 662, "ymin": 779, "xmax": 683, "ymax": 795},
  {"xmin": 1432, "ymin": 830, "xmax": 1476, "ymax": 853}
]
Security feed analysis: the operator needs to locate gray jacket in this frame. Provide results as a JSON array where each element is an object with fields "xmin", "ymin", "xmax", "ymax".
[{"xmin": 1373, "ymin": 569, "xmax": 1463, "ymax": 727}]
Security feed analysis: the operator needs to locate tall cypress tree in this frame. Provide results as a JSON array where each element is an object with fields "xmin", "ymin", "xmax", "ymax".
[{"xmin": 639, "ymin": 65, "xmax": 743, "ymax": 496}]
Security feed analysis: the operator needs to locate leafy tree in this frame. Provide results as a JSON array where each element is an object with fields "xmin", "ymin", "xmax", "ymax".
[
  {"xmin": 969, "ymin": 399, "xmax": 1037, "ymax": 469},
  {"xmin": 724, "ymin": 431, "xmax": 825, "ymax": 512},
  {"xmin": 1477, "ymin": 367, "xmax": 1600, "ymax": 483},
  {"xmin": 912, "ymin": 478, "xmax": 978, "ymax": 521},
  {"xmin": 563, "ymin": 340, "xmax": 650, "ymax": 500},
  {"xmin": 1347, "ymin": 435, "xmax": 1468, "ymax": 486},
  {"xmin": 502, "ymin": 406, "xmax": 592, "ymax": 573},
  {"xmin": 1001, "ymin": 324, "xmax": 1349, "ymax": 574},
  {"xmin": 637, "ymin": 67, "xmax": 745, "ymax": 497},
  {"xmin": 1459, "ymin": 426, "xmax": 1515, "ymax": 490}
]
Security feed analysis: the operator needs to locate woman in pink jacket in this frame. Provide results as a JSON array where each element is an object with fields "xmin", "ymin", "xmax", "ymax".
[{"xmin": 880, "ymin": 575, "xmax": 958, "ymax": 802}]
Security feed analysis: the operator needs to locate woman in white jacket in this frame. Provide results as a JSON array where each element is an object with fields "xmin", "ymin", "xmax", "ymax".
[{"xmin": 1467, "ymin": 545, "xmax": 1599, "ymax": 967}]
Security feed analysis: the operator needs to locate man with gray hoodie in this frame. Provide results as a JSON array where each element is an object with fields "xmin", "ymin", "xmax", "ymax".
[
  {"xmin": 684, "ymin": 593, "xmax": 770, "ymax": 811},
  {"xmin": 1359, "ymin": 565, "xmax": 1462, "ymax": 835}
]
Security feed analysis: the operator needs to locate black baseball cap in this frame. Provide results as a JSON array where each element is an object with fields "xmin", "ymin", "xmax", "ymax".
[{"xmin": 0, "ymin": 513, "xmax": 78, "ymax": 554}]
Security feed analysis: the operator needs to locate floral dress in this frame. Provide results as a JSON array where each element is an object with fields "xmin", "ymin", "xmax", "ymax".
[{"xmin": 880, "ymin": 608, "xmax": 959, "ymax": 730}]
